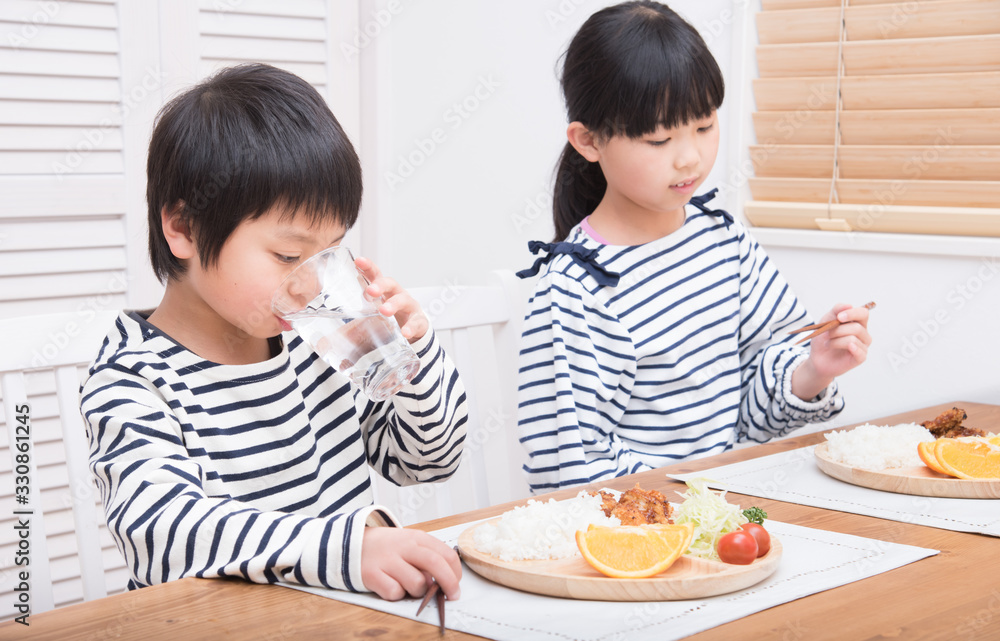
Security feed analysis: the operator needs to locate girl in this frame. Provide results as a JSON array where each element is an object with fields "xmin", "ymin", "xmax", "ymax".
[{"xmin": 516, "ymin": 1, "xmax": 871, "ymax": 493}]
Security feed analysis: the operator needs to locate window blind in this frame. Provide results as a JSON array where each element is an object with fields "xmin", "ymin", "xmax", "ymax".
[{"xmin": 745, "ymin": 0, "xmax": 1000, "ymax": 237}]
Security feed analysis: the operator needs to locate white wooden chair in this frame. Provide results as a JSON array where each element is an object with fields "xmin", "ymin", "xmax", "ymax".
[
  {"xmin": 369, "ymin": 270, "xmax": 531, "ymax": 524},
  {"xmin": 0, "ymin": 310, "xmax": 120, "ymax": 615}
]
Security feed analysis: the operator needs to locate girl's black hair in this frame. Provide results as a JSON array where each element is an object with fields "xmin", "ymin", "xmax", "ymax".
[
  {"xmin": 146, "ymin": 63, "xmax": 363, "ymax": 282},
  {"xmin": 553, "ymin": 1, "xmax": 725, "ymax": 241}
]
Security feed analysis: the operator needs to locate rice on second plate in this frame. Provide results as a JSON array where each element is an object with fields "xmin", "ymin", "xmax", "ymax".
[
  {"xmin": 473, "ymin": 492, "xmax": 620, "ymax": 561},
  {"xmin": 824, "ymin": 423, "xmax": 934, "ymax": 470}
]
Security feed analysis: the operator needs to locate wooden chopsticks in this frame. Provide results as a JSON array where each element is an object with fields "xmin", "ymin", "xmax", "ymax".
[
  {"xmin": 787, "ymin": 301, "xmax": 876, "ymax": 345},
  {"xmin": 415, "ymin": 580, "xmax": 446, "ymax": 635},
  {"xmin": 415, "ymin": 544, "xmax": 462, "ymax": 635}
]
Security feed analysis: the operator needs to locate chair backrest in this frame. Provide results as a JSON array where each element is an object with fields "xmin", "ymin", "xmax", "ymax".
[
  {"xmin": 0, "ymin": 310, "xmax": 121, "ymax": 617},
  {"xmin": 368, "ymin": 270, "xmax": 531, "ymax": 524}
]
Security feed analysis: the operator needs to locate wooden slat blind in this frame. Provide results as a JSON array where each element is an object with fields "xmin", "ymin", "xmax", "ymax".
[{"xmin": 747, "ymin": 0, "xmax": 1000, "ymax": 237}]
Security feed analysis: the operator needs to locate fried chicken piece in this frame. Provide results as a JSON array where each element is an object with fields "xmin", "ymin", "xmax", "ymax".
[
  {"xmin": 589, "ymin": 484, "xmax": 674, "ymax": 525},
  {"xmin": 921, "ymin": 407, "xmax": 986, "ymax": 439},
  {"xmin": 610, "ymin": 484, "xmax": 673, "ymax": 525},
  {"xmin": 936, "ymin": 425, "xmax": 986, "ymax": 439},
  {"xmin": 921, "ymin": 407, "xmax": 966, "ymax": 436},
  {"xmin": 590, "ymin": 490, "xmax": 618, "ymax": 518}
]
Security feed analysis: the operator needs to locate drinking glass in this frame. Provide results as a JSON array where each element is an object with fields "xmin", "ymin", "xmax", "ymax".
[{"xmin": 272, "ymin": 247, "xmax": 420, "ymax": 401}]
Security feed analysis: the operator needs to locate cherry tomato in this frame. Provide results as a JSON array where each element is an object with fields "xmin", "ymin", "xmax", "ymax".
[
  {"xmin": 717, "ymin": 530, "xmax": 758, "ymax": 565},
  {"xmin": 741, "ymin": 523, "xmax": 771, "ymax": 557}
]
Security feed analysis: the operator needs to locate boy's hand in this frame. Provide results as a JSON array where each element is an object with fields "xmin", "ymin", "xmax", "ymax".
[
  {"xmin": 354, "ymin": 256, "xmax": 429, "ymax": 342},
  {"xmin": 791, "ymin": 302, "xmax": 872, "ymax": 401},
  {"xmin": 360, "ymin": 526, "xmax": 462, "ymax": 601}
]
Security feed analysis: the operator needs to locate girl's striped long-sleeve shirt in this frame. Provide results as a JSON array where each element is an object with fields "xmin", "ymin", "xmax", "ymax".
[
  {"xmin": 517, "ymin": 198, "xmax": 844, "ymax": 493},
  {"xmin": 81, "ymin": 311, "xmax": 467, "ymax": 592}
]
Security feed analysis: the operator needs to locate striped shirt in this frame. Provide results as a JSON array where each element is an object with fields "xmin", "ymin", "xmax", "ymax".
[
  {"xmin": 517, "ymin": 200, "xmax": 844, "ymax": 493},
  {"xmin": 81, "ymin": 311, "xmax": 467, "ymax": 592}
]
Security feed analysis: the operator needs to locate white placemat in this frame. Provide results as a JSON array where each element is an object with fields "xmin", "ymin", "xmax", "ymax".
[
  {"xmin": 284, "ymin": 517, "xmax": 935, "ymax": 641},
  {"xmin": 668, "ymin": 445, "xmax": 1000, "ymax": 537}
]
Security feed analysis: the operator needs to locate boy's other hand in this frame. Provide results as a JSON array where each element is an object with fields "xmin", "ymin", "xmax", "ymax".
[
  {"xmin": 354, "ymin": 256, "xmax": 429, "ymax": 342},
  {"xmin": 360, "ymin": 526, "xmax": 462, "ymax": 601},
  {"xmin": 791, "ymin": 302, "xmax": 872, "ymax": 401}
]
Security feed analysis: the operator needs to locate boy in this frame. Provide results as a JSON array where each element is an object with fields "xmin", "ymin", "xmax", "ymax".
[{"xmin": 81, "ymin": 63, "xmax": 465, "ymax": 602}]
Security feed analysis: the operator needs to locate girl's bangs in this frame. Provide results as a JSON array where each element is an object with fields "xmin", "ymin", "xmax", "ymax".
[{"xmin": 614, "ymin": 54, "xmax": 723, "ymax": 138}]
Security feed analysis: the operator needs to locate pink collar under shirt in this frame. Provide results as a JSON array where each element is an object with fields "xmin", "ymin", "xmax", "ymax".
[{"xmin": 581, "ymin": 216, "xmax": 611, "ymax": 245}]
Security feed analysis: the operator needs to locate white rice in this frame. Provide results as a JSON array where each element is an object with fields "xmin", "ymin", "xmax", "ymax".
[
  {"xmin": 823, "ymin": 423, "xmax": 934, "ymax": 470},
  {"xmin": 472, "ymin": 491, "xmax": 620, "ymax": 561}
]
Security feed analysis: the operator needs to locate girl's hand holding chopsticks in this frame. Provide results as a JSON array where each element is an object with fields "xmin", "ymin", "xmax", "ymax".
[{"xmin": 788, "ymin": 302, "xmax": 874, "ymax": 401}]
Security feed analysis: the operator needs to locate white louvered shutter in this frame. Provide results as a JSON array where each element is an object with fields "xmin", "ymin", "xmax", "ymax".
[
  {"xmin": 0, "ymin": 1, "xmax": 135, "ymax": 616},
  {"xmin": 199, "ymin": 0, "xmax": 331, "ymax": 90},
  {"xmin": 0, "ymin": 0, "xmax": 360, "ymax": 617},
  {"xmin": 0, "ymin": 0, "xmax": 129, "ymax": 318}
]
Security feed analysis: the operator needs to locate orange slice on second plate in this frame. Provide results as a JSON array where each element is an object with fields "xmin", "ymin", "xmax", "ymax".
[
  {"xmin": 918, "ymin": 441, "xmax": 950, "ymax": 475},
  {"xmin": 933, "ymin": 439, "xmax": 1000, "ymax": 480},
  {"xmin": 576, "ymin": 522, "xmax": 694, "ymax": 579}
]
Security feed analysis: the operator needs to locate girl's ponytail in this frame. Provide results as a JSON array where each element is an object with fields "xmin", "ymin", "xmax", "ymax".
[{"xmin": 553, "ymin": 142, "xmax": 605, "ymax": 242}]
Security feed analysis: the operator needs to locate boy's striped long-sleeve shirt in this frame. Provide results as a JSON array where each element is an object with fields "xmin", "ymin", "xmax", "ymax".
[
  {"xmin": 81, "ymin": 311, "xmax": 467, "ymax": 592},
  {"xmin": 517, "ymin": 199, "xmax": 844, "ymax": 493}
]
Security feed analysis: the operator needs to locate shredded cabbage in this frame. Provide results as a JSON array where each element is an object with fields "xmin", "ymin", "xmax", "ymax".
[{"xmin": 673, "ymin": 478, "xmax": 748, "ymax": 560}]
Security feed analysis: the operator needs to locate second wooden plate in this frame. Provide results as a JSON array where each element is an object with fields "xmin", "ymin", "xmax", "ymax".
[{"xmin": 814, "ymin": 442, "xmax": 1000, "ymax": 499}]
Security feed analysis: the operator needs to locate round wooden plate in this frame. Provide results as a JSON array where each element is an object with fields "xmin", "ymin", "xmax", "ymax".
[
  {"xmin": 456, "ymin": 520, "xmax": 781, "ymax": 601},
  {"xmin": 814, "ymin": 442, "xmax": 1000, "ymax": 499}
]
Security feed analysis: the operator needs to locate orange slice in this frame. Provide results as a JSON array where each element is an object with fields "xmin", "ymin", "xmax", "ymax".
[
  {"xmin": 918, "ymin": 441, "xmax": 950, "ymax": 475},
  {"xmin": 933, "ymin": 439, "xmax": 1000, "ymax": 480},
  {"xmin": 575, "ymin": 522, "xmax": 694, "ymax": 579}
]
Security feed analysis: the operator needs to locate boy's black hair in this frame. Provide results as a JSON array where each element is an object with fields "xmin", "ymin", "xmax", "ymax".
[
  {"xmin": 146, "ymin": 63, "xmax": 363, "ymax": 282},
  {"xmin": 553, "ymin": 1, "xmax": 725, "ymax": 241}
]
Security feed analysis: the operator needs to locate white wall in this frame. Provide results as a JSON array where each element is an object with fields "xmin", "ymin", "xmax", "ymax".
[
  {"xmin": 763, "ymin": 240, "xmax": 1000, "ymax": 433},
  {"xmin": 377, "ymin": 0, "xmax": 737, "ymax": 286}
]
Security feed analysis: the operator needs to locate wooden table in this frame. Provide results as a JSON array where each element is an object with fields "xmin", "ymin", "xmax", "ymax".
[{"xmin": 5, "ymin": 401, "xmax": 1000, "ymax": 640}]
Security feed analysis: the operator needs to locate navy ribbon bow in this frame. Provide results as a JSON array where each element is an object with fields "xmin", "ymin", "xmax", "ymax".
[
  {"xmin": 515, "ymin": 241, "xmax": 621, "ymax": 287},
  {"xmin": 688, "ymin": 188, "xmax": 734, "ymax": 227}
]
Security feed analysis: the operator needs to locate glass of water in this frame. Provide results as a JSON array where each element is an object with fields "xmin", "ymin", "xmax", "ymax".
[{"xmin": 271, "ymin": 246, "xmax": 420, "ymax": 401}]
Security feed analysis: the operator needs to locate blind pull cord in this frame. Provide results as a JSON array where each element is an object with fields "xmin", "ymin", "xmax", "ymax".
[{"xmin": 826, "ymin": 0, "xmax": 848, "ymax": 221}]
